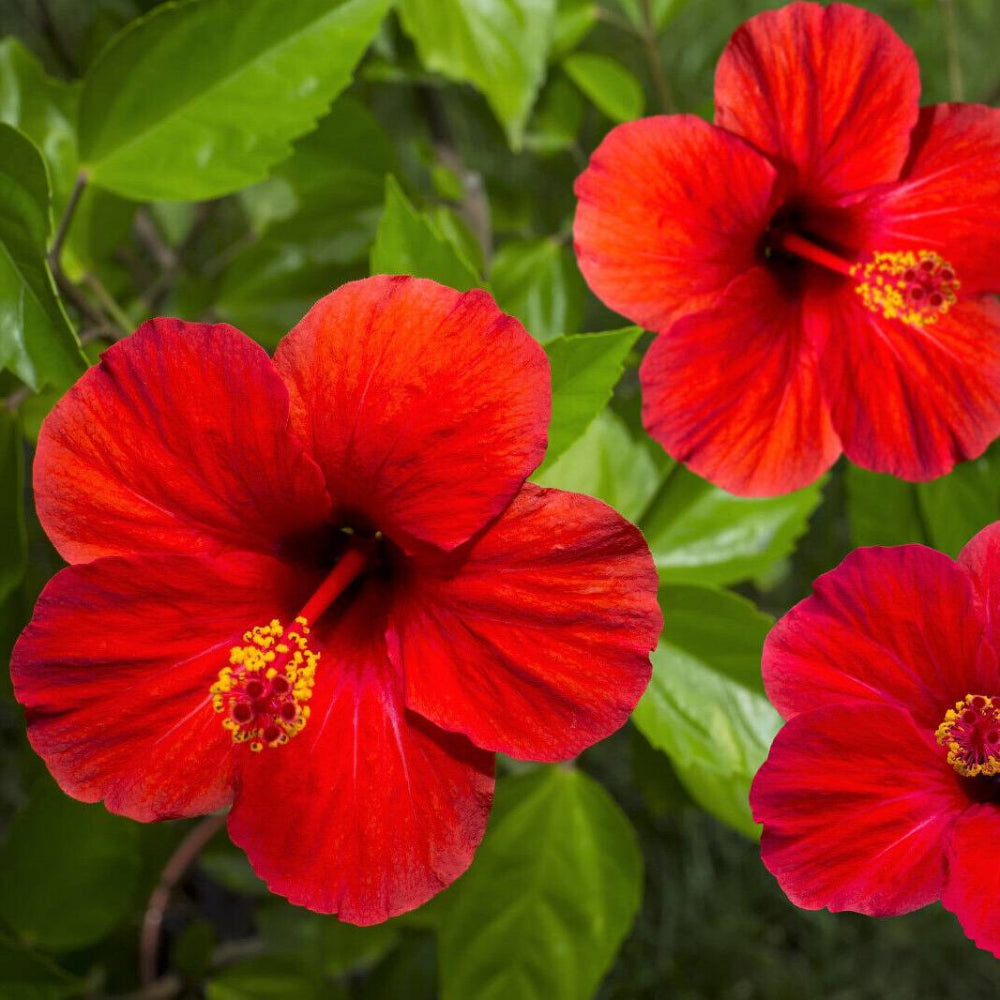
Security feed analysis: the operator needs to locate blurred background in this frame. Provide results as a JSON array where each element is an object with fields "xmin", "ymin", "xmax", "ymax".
[{"xmin": 2, "ymin": 0, "xmax": 1000, "ymax": 996}]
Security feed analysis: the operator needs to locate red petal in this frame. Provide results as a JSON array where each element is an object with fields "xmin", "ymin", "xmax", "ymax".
[
  {"xmin": 639, "ymin": 267, "xmax": 840, "ymax": 496},
  {"xmin": 272, "ymin": 276, "xmax": 549, "ymax": 553},
  {"xmin": 763, "ymin": 545, "xmax": 996, "ymax": 730},
  {"xmin": 35, "ymin": 319, "xmax": 331, "ymax": 564},
  {"xmin": 813, "ymin": 293, "xmax": 1000, "ymax": 481},
  {"xmin": 751, "ymin": 703, "xmax": 965, "ymax": 916},
  {"xmin": 573, "ymin": 114, "xmax": 776, "ymax": 332},
  {"xmin": 228, "ymin": 583, "xmax": 494, "ymax": 924},
  {"xmin": 959, "ymin": 522, "xmax": 1000, "ymax": 653},
  {"xmin": 715, "ymin": 2, "xmax": 919, "ymax": 199},
  {"xmin": 389, "ymin": 484, "xmax": 660, "ymax": 761},
  {"xmin": 11, "ymin": 551, "xmax": 312, "ymax": 821},
  {"xmin": 855, "ymin": 104, "xmax": 1000, "ymax": 297},
  {"xmin": 941, "ymin": 804, "xmax": 1000, "ymax": 958}
]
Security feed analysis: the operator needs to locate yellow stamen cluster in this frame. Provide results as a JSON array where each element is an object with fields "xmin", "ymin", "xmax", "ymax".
[
  {"xmin": 851, "ymin": 250, "xmax": 959, "ymax": 328},
  {"xmin": 210, "ymin": 616, "xmax": 318, "ymax": 752},
  {"xmin": 936, "ymin": 694, "xmax": 1000, "ymax": 778}
]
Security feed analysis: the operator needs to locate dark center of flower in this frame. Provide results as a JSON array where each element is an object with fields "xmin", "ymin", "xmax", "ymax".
[
  {"xmin": 936, "ymin": 694, "xmax": 1000, "ymax": 778},
  {"xmin": 210, "ymin": 533, "xmax": 376, "ymax": 752},
  {"xmin": 766, "ymin": 220, "xmax": 959, "ymax": 329}
]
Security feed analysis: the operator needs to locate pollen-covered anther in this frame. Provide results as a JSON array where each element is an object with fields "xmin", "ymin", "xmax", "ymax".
[
  {"xmin": 936, "ymin": 694, "xmax": 1000, "ymax": 778},
  {"xmin": 209, "ymin": 617, "xmax": 318, "ymax": 752},
  {"xmin": 850, "ymin": 250, "xmax": 959, "ymax": 328}
]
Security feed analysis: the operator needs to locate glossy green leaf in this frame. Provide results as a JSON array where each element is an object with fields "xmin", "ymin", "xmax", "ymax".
[
  {"xmin": 0, "ymin": 124, "xmax": 84, "ymax": 391},
  {"xmin": 563, "ymin": 52, "xmax": 644, "ymax": 122},
  {"xmin": 0, "ymin": 410, "xmax": 25, "ymax": 603},
  {"xmin": 370, "ymin": 176, "xmax": 480, "ymax": 289},
  {"xmin": 552, "ymin": 0, "xmax": 597, "ymax": 58},
  {"xmin": 78, "ymin": 0, "xmax": 392, "ymax": 200},
  {"xmin": 0, "ymin": 39, "xmax": 78, "ymax": 210},
  {"xmin": 639, "ymin": 466, "xmax": 825, "ymax": 586},
  {"xmin": 490, "ymin": 238, "xmax": 586, "ymax": 343},
  {"xmin": 206, "ymin": 957, "xmax": 343, "ymax": 1000},
  {"xmin": 438, "ymin": 767, "xmax": 642, "ymax": 1000},
  {"xmin": 540, "ymin": 326, "xmax": 640, "ymax": 468},
  {"xmin": 631, "ymin": 586, "xmax": 780, "ymax": 837},
  {"xmin": 397, "ymin": 0, "xmax": 557, "ymax": 149},
  {"xmin": 533, "ymin": 409, "xmax": 662, "ymax": 521},
  {"xmin": 0, "ymin": 776, "xmax": 142, "ymax": 950},
  {"xmin": 846, "ymin": 465, "xmax": 927, "ymax": 549}
]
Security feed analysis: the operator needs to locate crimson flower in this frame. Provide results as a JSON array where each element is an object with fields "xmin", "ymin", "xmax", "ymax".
[
  {"xmin": 751, "ymin": 523, "xmax": 1000, "ymax": 956},
  {"xmin": 574, "ymin": 1, "xmax": 1000, "ymax": 496},
  {"xmin": 11, "ymin": 275, "xmax": 661, "ymax": 924}
]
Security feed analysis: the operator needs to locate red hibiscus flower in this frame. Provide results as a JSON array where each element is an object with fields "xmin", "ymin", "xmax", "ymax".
[
  {"xmin": 10, "ymin": 275, "xmax": 662, "ymax": 924},
  {"xmin": 751, "ymin": 522, "xmax": 1000, "ymax": 956},
  {"xmin": 574, "ymin": 1, "xmax": 1000, "ymax": 497}
]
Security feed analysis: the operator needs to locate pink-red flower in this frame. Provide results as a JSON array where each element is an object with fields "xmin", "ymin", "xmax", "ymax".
[
  {"xmin": 574, "ymin": 1, "xmax": 1000, "ymax": 496},
  {"xmin": 11, "ymin": 275, "xmax": 662, "ymax": 924},
  {"xmin": 751, "ymin": 522, "xmax": 1000, "ymax": 956}
]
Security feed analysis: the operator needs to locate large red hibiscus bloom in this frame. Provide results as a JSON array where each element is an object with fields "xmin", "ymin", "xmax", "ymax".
[
  {"xmin": 751, "ymin": 522, "xmax": 1000, "ymax": 956},
  {"xmin": 574, "ymin": 1, "xmax": 1000, "ymax": 496},
  {"xmin": 11, "ymin": 275, "xmax": 661, "ymax": 924}
]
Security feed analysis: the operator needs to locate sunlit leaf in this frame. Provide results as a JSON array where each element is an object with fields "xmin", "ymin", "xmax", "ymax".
[
  {"xmin": 632, "ymin": 586, "xmax": 780, "ymax": 837},
  {"xmin": 78, "ymin": 0, "xmax": 392, "ymax": 200},
  {"xmin": 563, "ymin": 52, "xmax": 644, "ymax": 122},
  {"xmin": 0, "ymin": 123, "xmax": 84, "ymax": 391},
  {"xmin": 438, "ymin": 767, "xmax": 642, "ymax": 1000}
]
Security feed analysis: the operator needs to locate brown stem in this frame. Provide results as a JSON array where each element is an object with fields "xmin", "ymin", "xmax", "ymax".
[
  {"xmin": 139, "ymin": 813, "xmax": 227, "ymax": 988},
  {"xmin": 639, "ymin": 0, "xmax": 674, "ymax": 113}
]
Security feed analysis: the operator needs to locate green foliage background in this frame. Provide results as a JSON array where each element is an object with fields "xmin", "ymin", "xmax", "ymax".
[{"xmin": 1, "ymin": 0, "xmax": 1000, "ymax": 997}]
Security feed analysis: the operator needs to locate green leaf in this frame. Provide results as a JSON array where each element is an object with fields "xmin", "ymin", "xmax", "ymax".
[
  {"xmin": 370, "ymin": 176, "xmax": 480, "ymax": 290},
  {"xmin": 0, "ymin": 940, "xmax": 83, "ymax": 1000},
  {"xmin": 490, "ymin": 238, "xmax": 586, "ymax": 343},
  {"xmin": 533, "ymin": 409, "xmax": 662, "ymax": 521},
  {"xmin": 0, "ymin": 410, "xmax": 25, "ymax": 604},
  {"xmin": 0, "ymin": 123, "xmax": 84, "ymax": 391},
  {"xmin": 631, "ymin": 586, "xmax": 780, "ymax": 837},
  {"xmin": 563, "ymin": 52, "xmax": 644, "ymax": 122},
  {"xmin": 614, "ymin": 0, "xmax": 690, "ymax": 31},
  {"xmin": 438, "ymin": 767, "xmax": 642, "ymax": 1000},
  {"xmin": 639, "ymin": 466, "xmax": 825, "ymax": 587},
  {"xmin": 0, "ymin": 776, "xmax": 142, "ymax": 950},
  {"xmin": 552, "ymin": 0, "xmax": 597, "ymax": 58},
  {"xmin": 846, "ymin": 465, "xmax": 927, "ymax": 549},
  {"xmin": 0, "ymin": 39, "xmax": 78, "ymax": 211},
  {"xmin": 540, "ymin": 327, "xmax": 640, "ymax": 468},
  {"xmin": 397, "ymin": 0, "xmax": 557, "ymax": 149},
  {"xmin": 78, "ymin": 0, "xmax": 392, "ymax": 200}
]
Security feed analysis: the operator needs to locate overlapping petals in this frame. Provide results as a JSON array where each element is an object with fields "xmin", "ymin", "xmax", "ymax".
[
  {"xmin": 640, "ymin": 267, "xmax": 839, "ymax": 496},
  {"xmin": 34, "ymin": 319, "xmax": 332, "ymax": 563},
  {"xmin": 714, "ymin": 1, "xmax": 920, "ymax": 199},
  {"xmin": 273, "ymin": 276, "xmax": 550, "ymax": 553},
  {"xmin": 390, "ymin": 485, "xmax": 661, "ymax": 761},
  {"xmin": 15, "ymin": 274, "xmax": 660, "ymax": 923},
  {"xmin": 11, "ymin": 551, "xmax": 314, "ymax": 821},
  {"xmin": 753, "ymin": 523, "xmax": 1000, "ymax": 956}
]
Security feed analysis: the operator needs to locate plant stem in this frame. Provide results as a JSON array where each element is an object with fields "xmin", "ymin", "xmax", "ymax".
[
  {"xmin": 639, "ymin": 0, "xmax": 674, "ymax": 112},
  {"xmin": 139, "ymin": 813, "xmax": 227, "ymax": 988},
  {"xmin": 938, "ymin": 0, "xmax": 965, "ymax": 101},
  {"xmin": 49, "ymin": 171, "xmax": 88, "ymax": 272}
]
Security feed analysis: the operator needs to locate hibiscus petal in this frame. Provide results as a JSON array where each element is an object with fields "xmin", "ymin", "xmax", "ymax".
[
  {"xmin": 228, "ymin": 584, "xmax": 494, "ymax": 924},
  {"xmin": 11, "ymin": 551, "xmax": 313, "ymax": 821},
  {"xmin": 763, "ymin": 545, "xmax": 996, "ymax": 730},
  {"xmin": 389, "ymin": 484, "xmax": 661, "ymax": 761},
  {"xmin": 751, "ymin": 703, "xmax": 966, "ymax": 916},
  {"xmin": 272, "ymin": 276, "xmax": 549, "ymax": 553},
  {"xmin": 854, "ymin": 104, "xmax": 1000, "ymax": 297},
  {"xmin": 573, "ymin": 114, "xmax": 777, "ymax": 332},
  {"xmin": 714, "ymin": 2, "xmax": 919, "ymax": 199},
  {"xmin": 35, "ymin": 319, "xmax": 332, "ymax": 564},
  {"xmin": 814, "ymin": 293, "xmax": 1000, "ymax": 481},
  {"xmin": 639, "ymin": 267, "xmax": 840, "ymax": 496},
  {"xmin": 941, "ymin": 804, "xmax": 1000, "ymax": 958},
  {"xmin": 959, "ymin": 522, "xmax": 1000, "ymax": 648}
]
